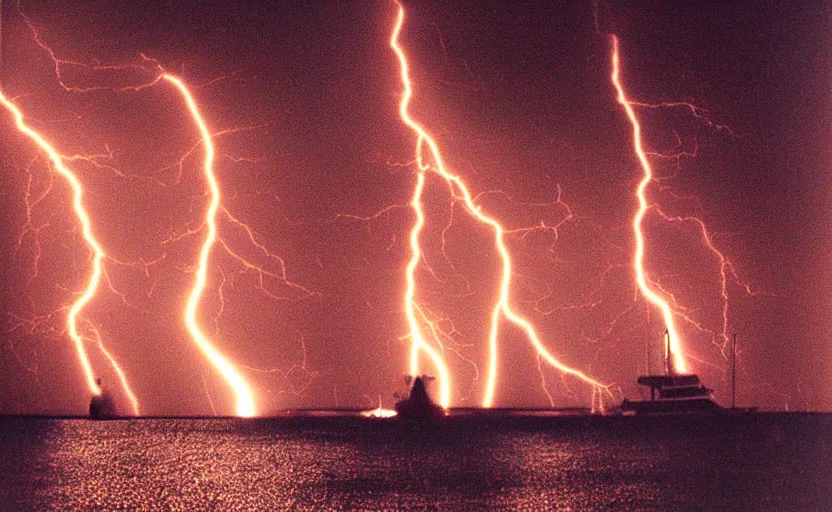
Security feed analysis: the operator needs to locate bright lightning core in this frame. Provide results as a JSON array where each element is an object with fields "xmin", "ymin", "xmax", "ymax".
[
  {"xmin": 609, "ymin": 35, "xmax": 688, "ymax": 374},
  {"xmin": 163, "ymin": 74, "xmax": 256, "ymax": 418}
]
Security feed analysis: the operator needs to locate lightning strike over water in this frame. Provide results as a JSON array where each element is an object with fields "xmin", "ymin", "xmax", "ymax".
[
  {"xmin": 403, "ymin": 168, "xmax": 453, "ymax": 408},
  {"xmin": 608, "ymin": 35, "xmax": 688, "ymax": 373},
  {"xmin": 163, "ymin": 74, "xmax": 256, "ymax": 418},
  {"xmin": 9, "ymin": 11, "xmax": 303, "ymax": 414},
  {"xmin": 0, "ymin": 1, "xmax": 823, "ymax": 417},
  {"xmin": 391, "ymin": 4, "xmax": 610, "ymax": 408},
  {"xmin": 0, "ymin": 90, "xmax": 140, "ymax": 415}
]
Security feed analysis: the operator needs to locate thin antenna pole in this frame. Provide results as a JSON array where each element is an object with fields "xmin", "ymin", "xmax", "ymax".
[
  {"xmin": 1, "ymin": 0, "xmax": 4, "ymax": 89},
  {"xmin": 732, "ymin": 333, "xmax": 737, "ymax": 409},
  {"xmin": 646, "ymin": 303, "xmax": 651, "ymax": 375}
]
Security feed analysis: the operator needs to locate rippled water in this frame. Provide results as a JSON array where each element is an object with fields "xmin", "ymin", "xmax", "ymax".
[{"xmin": 0, "ymin": 413, "xmax": 828, "ymax": 510}]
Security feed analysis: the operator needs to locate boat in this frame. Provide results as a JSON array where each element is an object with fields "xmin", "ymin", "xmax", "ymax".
[
  {"xmin": 621, "ymin": 331, "xmax": 722, "ymax": 414},
  {"xmin": 394, "ymin": 376, "xmax": 445, "ymax": 421},
  {"xmin": 621, "ymin": 373, "xmax": 723, "ymax": 414},
  {"xmin": 89, "ymin": 378, "xmax": 119, "ymax": 419}
]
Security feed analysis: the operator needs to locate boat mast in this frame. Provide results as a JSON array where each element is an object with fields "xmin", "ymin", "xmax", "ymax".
[
  {"xmin": 664, "ymin": 329, "xmax": 675, "ymax": 375},
  {"xmin": 1, "ymin": 0, "xmax": 3, "ymax": 89},
  {"xmin": 732, "ymin": 333, "xmax": 737, "ymax": 409},
  {"xmin": 646, "ymin": 305, "xmax": 652, "ymax": 376}
]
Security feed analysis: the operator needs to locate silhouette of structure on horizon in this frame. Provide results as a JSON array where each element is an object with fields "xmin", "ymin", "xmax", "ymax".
[
  {"xmin": 395, "ymin": 376, "xmax": 445, "ymax": 421},
  {"xmin": 622, "ymin": 331, "xmax": 722, "ymax": 414},
  {"xmin": 89, "ymin": 377, "xmax": 119, "ymax": 419}
]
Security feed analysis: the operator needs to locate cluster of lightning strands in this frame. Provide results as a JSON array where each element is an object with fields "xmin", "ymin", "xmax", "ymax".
[
  {"xmin": 608, "ymin": 35, "xmax": 689, "ymax": 373},
  {"xmin": 5, "ymin": 8, "xmax": 745, "ymax": 416},
  {"xmin": 1, "ymin": 71, "xmax": 257, "ymax": 417},
  {"xmin": 391, "ymin": 4, "xmax": 610, "ymax": 409},
  {"xmin": 0, "ymin": 90, "xmax": 141, "ymax": 415}
]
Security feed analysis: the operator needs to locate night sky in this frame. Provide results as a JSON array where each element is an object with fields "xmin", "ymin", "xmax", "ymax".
[{"xmin": 0, "ymin": 0, "xmax": 828, "ymax": 415}]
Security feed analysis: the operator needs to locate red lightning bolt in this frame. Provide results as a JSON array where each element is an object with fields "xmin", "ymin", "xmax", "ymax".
[
  {"xmin": 391, "ymin": 4, "xmax": 609, "ymax": 408},
  {"xmin": 0, "ymin": 90, "xmax": 140, "ymax": 415}
]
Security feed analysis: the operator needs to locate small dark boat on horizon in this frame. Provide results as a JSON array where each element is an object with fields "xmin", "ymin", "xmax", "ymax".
[
  {"xmin": 394, "ymin": 376, "xmax": 445, "ymax": 421},
  {"xmin": 89, "ymin": 378, "xmax": 119, "ymax": 419}
]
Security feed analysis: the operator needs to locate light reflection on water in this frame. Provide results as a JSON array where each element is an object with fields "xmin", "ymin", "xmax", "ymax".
[{"xmin": 0, "ymin": 415, "xmax": 828, "ymax": 510}]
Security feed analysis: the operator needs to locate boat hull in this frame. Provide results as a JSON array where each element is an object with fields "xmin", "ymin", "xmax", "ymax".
[{"xmin": 621, "ymin": 397, "xmax": 723, "ymax": 414}]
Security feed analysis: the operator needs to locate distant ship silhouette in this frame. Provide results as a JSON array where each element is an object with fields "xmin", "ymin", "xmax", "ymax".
[
  {"xmin": 394, "ymin": 376, "xmax": 445, "ymax": 421},
  {"xmin": 89, "ymin": 378, "xmax": 119, "ymax": 419}
]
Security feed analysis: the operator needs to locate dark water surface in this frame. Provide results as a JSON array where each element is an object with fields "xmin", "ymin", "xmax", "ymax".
[{"xmin": 0, "ymin": 413, "xmax": 828, "ymax": 510}]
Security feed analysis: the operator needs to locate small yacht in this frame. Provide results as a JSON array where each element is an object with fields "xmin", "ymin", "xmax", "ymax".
[{"xmin": 621, "ymin": 332, "xmax": 722, "ymax": 414}]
